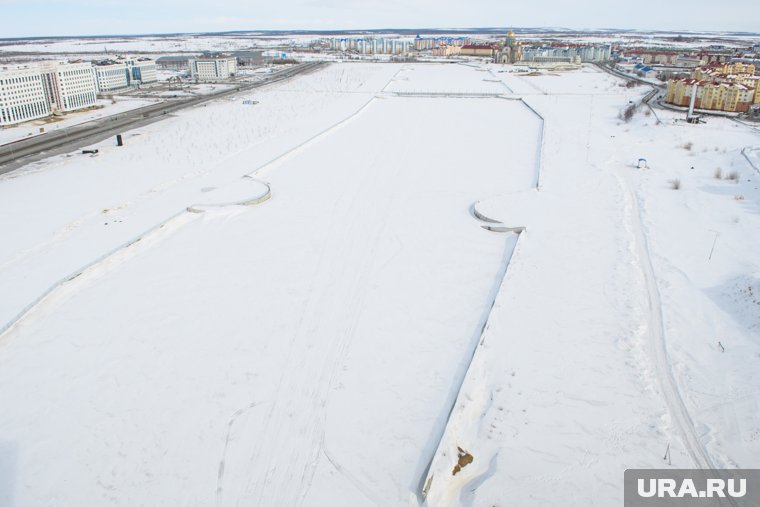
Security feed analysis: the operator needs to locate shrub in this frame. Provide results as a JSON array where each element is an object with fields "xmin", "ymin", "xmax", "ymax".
[
  {"xmin": 682, "ymin": 142, "xmax": 693, "ymax": 151},
  {"xmin": 714, "ymin": 168, "xmax": 723, "ymax": 179},
  {"xmin": 620, "ymin": 103, "xmax": 637, "ymax": 122},
  {"xmin": 726, "ymin": 170, "xmax": 739, "ymax": 181},
  {"xmin": 669, "ymin": 179, "xmax": 681, "ymax": 190}
]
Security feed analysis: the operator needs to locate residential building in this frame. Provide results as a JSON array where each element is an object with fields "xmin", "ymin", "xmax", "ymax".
[
  {"xmin": 666, "ymin": 78, "xmax": 755, "ymax": 113},
  {"xmin": 674, "ymin": 56, "xmax": 704, "ymax": 68},
  {"xmin": 694, "ymin": 62, "xmax": 755, "ymax": 79},
  {"xmin": 697, "ymin": 50, "xmax": 735, "ymax": 64},
  {"xmin": 459, "ymin": 45, "xmax": 496, "ymax": 57},
  {"xmin": 189, "ymin": 56, "xmax": 237, "ymax": 80},
  {"xmin": 0, "ymin": 65, "xmax": 50, "ymax": 126},
  {"xmin": 522, "ymin": 44, "xmax": 610, "ymax": 64},
  {"xmin": 331, "ymin": 37, "xmax": 411, "ymax": 55},
  {"xmin": 414, "ymin": 35, "xmax": 436, "ymax": 51}
]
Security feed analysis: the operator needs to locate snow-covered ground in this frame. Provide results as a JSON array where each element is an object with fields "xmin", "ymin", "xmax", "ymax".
[
  {"xmin": 0, "ymin": 97, "xmax": 160, "ymax": 146},
  {"xmin": 422, "ymin": 65, "xmax": 760, "ymax": 505},
  {"xmin": 0, "ymin": 35, "xmax": 321, "ymax": 55},
  {"xmin": 0, "ymin": 61, "xmax": 758, "ymax": 507}
]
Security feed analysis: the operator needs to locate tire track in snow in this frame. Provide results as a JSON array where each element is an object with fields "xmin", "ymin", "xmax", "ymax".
[{"xmin": 616, "ymin": 169, "xmax": 715, "ymax": 470}]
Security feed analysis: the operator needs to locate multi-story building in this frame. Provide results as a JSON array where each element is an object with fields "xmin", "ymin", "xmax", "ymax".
[
  {"xmin": 694, "ymin": 62, "xmax": 755, "ymax": 79},
  {"xmin": 522, "ymin": 44, "xmax": 610, "ymax": 64},
  {"xmin": 156, "ymin": 55, "xmax": 191, "ymax": 71},
  {"xmin": 674, "ymin": 56, "xmax": 704, "ymax": 68},
  {"xmin": 1, "ymin": 60, "xmax": 98, "ymax": 125},
  {"xmin": 39, "ymin": 61, "xmax": 97, "ymax": 113},
  {"xmin": 126, "ymin": 58, "xmax": 157, "ymax": 84},
  {"xmin": 94, "ymin": 61, "xmax": 129, "ymax": 92},
  {"xmin": 666, "ymin": 78, "xmax": 756, "ymax": 113},
  {"xmin": 698, "ymin": 50, "xmax": 735, "ymax": 64},
  {"xmin": 189, "ymin": 56, "xmax": 237, "ymax": 80},
  {"xmin": 0, "ymin": 65, "xmax": 50, "ymax": 126},
  {"xmin": 0, "ymin": 58, "xmax": 165, "ymax": 126},
  {"xmin": 459, "ymin": 44, "xmax": 496, "ymax": 57},
  {"xmin": 330, "ymin": 37, "xmax": 411, "ymax": 55}
]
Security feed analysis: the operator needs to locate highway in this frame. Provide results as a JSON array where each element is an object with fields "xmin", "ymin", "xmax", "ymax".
[{"xmin": 0, "ymin": 62, "xmax": 326, "ymax": 174}]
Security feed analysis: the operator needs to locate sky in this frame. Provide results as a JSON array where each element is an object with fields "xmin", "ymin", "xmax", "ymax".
[{"xmin": 1, "ymin": 0, "xmax": 759, "ymax": 38}]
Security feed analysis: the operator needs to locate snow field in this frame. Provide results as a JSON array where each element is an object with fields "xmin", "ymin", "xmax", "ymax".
[
  {"xmin": 423, "ymin": 67, "xmax": 760, "ymax": 506},
  {"xmin": 0, "ymin": 62, "xmax": 542, "ymax": 506},
  {"xmin": 0, "ymin": 61, "xmax": 757, "ymax": 507}
]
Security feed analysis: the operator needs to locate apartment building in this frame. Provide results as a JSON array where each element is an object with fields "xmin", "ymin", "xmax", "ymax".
[{"xmin": 666, "ymin": 78, "xmax": 756, "ymax": 113}]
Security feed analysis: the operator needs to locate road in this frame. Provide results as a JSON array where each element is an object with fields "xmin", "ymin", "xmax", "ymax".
[{"xmin": 0, "ymin": 62, "xmax": 326, "ymax": 174}]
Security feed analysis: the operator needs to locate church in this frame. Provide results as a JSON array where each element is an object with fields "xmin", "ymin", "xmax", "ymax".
[{"xmin": 496, "ymin": 31, "xmax": 523, "ymax": 64}]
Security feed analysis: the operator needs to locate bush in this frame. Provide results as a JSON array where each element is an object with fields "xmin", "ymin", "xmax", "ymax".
[
  {"xmin": 682, "ymin": 142, "xmax": 693, "ymax": 151},
  {"xmin": 620, "ymin": 103, "xmax": 637, "ymax": 122},
  {"xmin": 714, "ymin": 168, "xmax": 723, "ymax": 179},
  {"xmin": 726, "ymin": 170, "xmax": 739, "ymax": 181},
  {"xmin": 669, "ymin": 179, "xmax": 681, "ymax": 190}
]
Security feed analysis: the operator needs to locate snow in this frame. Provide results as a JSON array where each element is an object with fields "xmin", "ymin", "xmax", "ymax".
[
  {"xmin": 0, "ymin": 60, "xmax": 759, "ymax": 507},
  {"xmin": 422, "ymin": 66, "xmax": 760, "ymax": 505},
  {"xmin": 0, "ymin": 98, "xmax": 159, "ymax": 146}
]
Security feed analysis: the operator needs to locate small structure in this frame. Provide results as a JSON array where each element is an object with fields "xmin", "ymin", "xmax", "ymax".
[
  {"xmin": 749, "ymin": 104, "xmax": 760, "ymax": 121},
  {"xmin": 637, "ymin": 158, "xmax": 648, "ymax": 169}
]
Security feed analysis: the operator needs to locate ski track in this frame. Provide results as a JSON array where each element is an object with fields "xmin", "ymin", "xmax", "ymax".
[{"xmin": 616, "ymin": 169, "xmax": 713, "ymax": 469}]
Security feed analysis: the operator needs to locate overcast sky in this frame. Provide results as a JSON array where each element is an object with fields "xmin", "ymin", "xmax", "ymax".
[{"xmin": 2, "ymin": 0, "xmax": 759, "ymax": 38}]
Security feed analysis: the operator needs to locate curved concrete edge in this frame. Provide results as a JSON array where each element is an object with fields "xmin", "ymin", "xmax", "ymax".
[
  {"xmin": 186, "ymin": 178, "xmax": 272, "ymax": 213},
  {"xmin": 472, "ymin": 201, "xmax": 528, "ymax": 233},
  {"xmin": 470, "ymin": 202, "xmax": 502, "ymax": 223},
  {"xmin": 0, "ymin": 178, "xmax": 273, "ymax": 342},
  {"xmin": 472, "ymin": 196, "xmax": 533, "ymax": 232},
  {"xmin": 481, "ymin": 224, "xmax": 526, "ymax": 233}
]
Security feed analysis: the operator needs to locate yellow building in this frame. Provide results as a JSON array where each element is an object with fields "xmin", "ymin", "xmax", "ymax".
[
  {"xmin": 693, "ymin": 62, "xmax": 756, "ymax": 82},
  {"xmin": 459, "ymin": 45, "xmax": 495, "ymax": 57},
  {"xmin": 666, "ymin": 78, "xmax": 693, "ymax": 104},
  {"xmin": 666, "ymin": 78, "xmax": 756, "ymax": 113}
]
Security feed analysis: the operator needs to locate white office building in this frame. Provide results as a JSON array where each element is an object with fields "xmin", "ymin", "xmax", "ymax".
[
  {"xmin": 40, "ymin": 61, "xmax": 98, "ymax": 112},
  {"xmin": 0, "ymin": 65, "xmax": 51, "ymax": 126},
  {"xmin": 94, "ymin": 62, "xmax": 129, "ymax": 92},
  {"xmin": 189, "ymin": 57, "xmax": 237, "ymax": 80},
  {"xmin": 1, "ymin": 60, "xmax": 97, "ymax": 125},
  {"xmin": 126, "ymin": 58, "xmax": 157, "ymax": 84}
]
